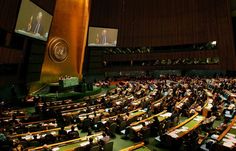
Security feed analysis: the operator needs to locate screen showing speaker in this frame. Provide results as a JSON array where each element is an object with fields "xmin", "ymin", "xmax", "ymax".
[
  {"xmin": 15, "ymin": 0, "xmax": 53, "ymax": 41},
  {"xmin": 88, "ymin": 27, "xmax": 118, "ymax": 47}
]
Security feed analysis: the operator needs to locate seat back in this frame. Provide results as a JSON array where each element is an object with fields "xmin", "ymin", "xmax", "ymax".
[
  {"xmin": 142, "ymin": 127, "xmax": 151, "ymax": 139},
  {"xmin": 74, "ymin": 146, "xmax": 86, "ymax": 151},
  {"xmin": 90, "ymin": 145, "xmax": 100, "ymax": 151},
  {"xmin": 96, "ymin": 121, "xmax": 104, "ymax": 131},
  {"xmin": 104, "ymin": 141, "xmax": 114, "ymax": 151},
  {"xmin": 120, "ymin": 121, "xmax": 126, "ymax": 130},
  {"xmin": 109, "ymin": 123, "xmax": 117, "ymax": 134}
]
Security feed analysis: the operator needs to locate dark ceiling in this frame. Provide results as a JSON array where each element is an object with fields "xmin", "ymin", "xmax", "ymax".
[{"xmin": 231, "ymin": 0, "xmax": 236, "ymax": 10}]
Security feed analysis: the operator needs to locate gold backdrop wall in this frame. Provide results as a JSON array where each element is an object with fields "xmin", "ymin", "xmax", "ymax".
[{"xmin": 40, "ymin": 0, "xmax": 90, "ymax": 83}]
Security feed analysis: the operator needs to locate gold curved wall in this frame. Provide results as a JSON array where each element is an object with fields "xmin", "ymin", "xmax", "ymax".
[{"xmin": 40, "ymin": 0, "xmax": 90, "ymax": 83}]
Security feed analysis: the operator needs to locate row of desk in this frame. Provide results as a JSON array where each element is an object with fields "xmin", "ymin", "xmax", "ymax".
[
  {"xmin": 10, "ymin": 108, "xmax": 146, "ymax": 140},
  {"xmin": 167, "ymin": 113, "xmax": 205, "ymax": 139},
  {"xmin": 120, "ymin": 142, "xmax": 151, "ymax": 151},
  {"xmin": 216, "ymin": 115, "xmax": 236, "ymax": 150},
  {"xmin": 28, "ymin": 132, "xmax": 103, "ymax": 151}
]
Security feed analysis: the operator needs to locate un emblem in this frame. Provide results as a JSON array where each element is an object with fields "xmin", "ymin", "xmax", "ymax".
[{"xmin": 48, "ymin": 37, "xmax": 69, "ymax": 63}]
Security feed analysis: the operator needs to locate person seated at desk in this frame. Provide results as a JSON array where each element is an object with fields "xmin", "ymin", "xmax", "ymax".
[
  {"xmin": 68, "ymin": 126, "xmax": 80, "ymax": 139},
  {"xmin": 43, "ymin": 133, "xmax": 56, "ymax": 145},
  {"xmin": 87, "ymin": 126, "xmax": 93, "ymax": 136},
  {"xmin": 215, "ymin": 119, "xmax": 229, "ymax": 134},
  {"xmin": 123, "ymin": 112, "xmax": 130, "ymax": 121},
  {"xmin": 41, "ymin": 145, "xmax": 53, "ymax": 151},
  {"xmin": 58, "ymin": 126, "xmax": 67, "ymax": 141},
  {"xmin": 137, "ymin": 122, "xmax": 149, "ymax": 143},
  {"xmin": 0, "ymin": 130, "xmax": 7, "ymax": 143},
  {"xmin": 116, "ymin": 114, "xmax": 123, "ymax": 126},
  {"xmin": 29, "ymin": 135, "xmax": 41, "ymax": 147},
  {"xmin": 224, "ymin": 103, "xmax": 235, "ymax": 117},
  {"xmin": 86, "ymin": 106, "xmax": 92, "ymax": 113},
  {"xmin": 85, "ymin": 137, "xmax": 98, "ymax": 151},
  {"xmin": 16, "ymin": 136, "xmax": 28, "ymax": 149},
  {"xmin": 92, "ymin": 111, "xmax": 100, "ymax": 125},
  {"xmin": 82, "ymin": 115, "xmax": 92, "ymax": 132},
  {"xmin": 11, "ymin": 140, "xmax": 23, "ymax": 151},
  {"xmin": 202, "ymin": 116, "xmax": 216, "ymax": 131},
  {"xmin": 150, "ymin": 116, "xmax": 160, "ymax": 136},
  {"xmin": 105, "ymin": 117, "xmax": 114, "ymax": 127},
  {"xmin": 100, "ymin": 132, "xmax": 110, "ymax": 145},
  {"xmin": 104, "ymin": 125, "xmax": 115, "ymax": 138}
]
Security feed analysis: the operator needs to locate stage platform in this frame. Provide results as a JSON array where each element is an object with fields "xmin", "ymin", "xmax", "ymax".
[{"xmin": 38, "ymin": 86, "xmax": 102, "ymax": 100}]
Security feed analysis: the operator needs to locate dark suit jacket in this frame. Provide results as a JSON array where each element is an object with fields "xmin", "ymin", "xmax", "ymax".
[{"xmin": 31, "ymin": 20, "xmax": 44, "ymax": 36}]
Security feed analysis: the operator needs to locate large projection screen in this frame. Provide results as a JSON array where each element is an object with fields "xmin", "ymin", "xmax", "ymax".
[
  {"xmin": 88, "ymin": 27, "xmax": 118, "ymax": 47},
  {"xmin": 15, "ymin": 0, "xmax": 53, "ymax": 41}
]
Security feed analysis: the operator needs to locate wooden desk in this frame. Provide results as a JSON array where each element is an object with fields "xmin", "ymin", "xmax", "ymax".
[
  {"xmin": 130, "ymin": 110, "xmax": 171, "ymax": 132},
  {"xmin": 128, "ymin": 109, "xmax": 146, "ymax": 120},
  {"xmin": 20, "ymin": 119, "xmax": 56, "ymax": 126},
  {"xmin": 224, "ymin": 90, "xmax": 236, "ymax": 98},
  {"xmin": 175, "ymin": 97, "xmax": 188, "ymax": 110},
  {"xmin": 217, "ymin": 115, "xmax": 236, "ymax": 141},
  {"xmin": 120, "ymin": 142, "xmax": 151, "ymax": 151},
  {"xmin": 204, "ymin": 89, "xmax": 213, "ymax": 97},
  {"xmin": 28, "ymin": 132, "xmax": 103, "ymax": 151},
  {"xmin": 151, "ymin": 96, "xmax": 166, "ymax": 107},
  {"xmin": 202, "ymin": 97, "xmax": 213, "ymax": 117},
  {"xmin": 120, "ymin": 142, "xmax": 145, "ymax": 151},
  {"xmin": 38, "ymin": 99, "xmax": 73, "ymax": 107},
  {"xmin": 49, "ymin": 102, "xmax": 87, "ymax": 110},
  {"xmin": 61, "ymin": 104, "xmax": 102, "ymax": 116},
  {"xmin": 101, "ymin": 108, "xmax": 145, "ymax": 124},
  {"xmin": 9, "ymin": 123, "xmax": 78, "ymax": 141},
  {"xmin": 213, "ymin": 116, "xmax": 236, "ymax": 150},
  {"xmin": 167, "ymin": 113, "xmax": 205, "ymax": 139}
]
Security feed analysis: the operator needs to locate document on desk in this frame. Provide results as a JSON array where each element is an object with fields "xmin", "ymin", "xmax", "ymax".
[
  {"xmin": 52, "ymin": 147, "xmax": 60, "ymax": 151},
  {"xmin": 80, "ymin": 141, "xmax": 90, "ymax": 146},
  {"xmin": 132, "ymin": 124, "xmax": 143, "ymax": 131},
  {"xmin": 226, "ymin": 133, "xmax": 236, "ymax": 138},
  {"xmin": 180, "ymin": 126, "xmax": 189, "ymax": 131},
  {"xmin": 223, "ymin": 138, "xmax": 236, "ymax": 144},
  {"xmin": 168, "ymin": 131, "xmax": 178, "ymax": 138},
  {"xmin": 160, "ymin": 112, "xmax": 172, "ymax": 117},
  {"xmin": 223, "ymin": 142, "xmax": 234, "ymax": 148},
  {"xmin": 194, "ymin": 116, "xmax": 204, "ymax": 121}
]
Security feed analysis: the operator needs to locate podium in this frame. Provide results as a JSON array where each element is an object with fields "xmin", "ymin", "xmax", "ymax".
[{"xmin": 59, "ymin": 77, "xmax": 79, "ymax": 88}]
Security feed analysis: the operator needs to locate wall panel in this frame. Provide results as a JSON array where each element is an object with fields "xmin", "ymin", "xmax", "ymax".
[{"xmin": 88, "ymin": 0, "xmax": 235, "ymax": 71}]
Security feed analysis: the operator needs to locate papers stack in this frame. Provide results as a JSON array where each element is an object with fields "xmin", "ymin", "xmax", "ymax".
[
  {"xmin": 52, "ymin": 147, "xmax": 60, "ymax": 151},
  {"xmin": 223, "ymin": 142, "xmax": 234, "ymax": 148},
  {"xmin": 210, "ymin": 134, "xmax": 219, "ymax": 140},
  {"xmin": 226, "ymin": 133, "xmax": 236, "ymax": 138},
  {"xmin": 232, "ymin": 124, "xmax": 236, "ymax": 129},
  {"xmin": 160, "ymin": 112, "xmax": 172, "ymax": 117},
  {"xmin": 145, "ymin": 121, "xmax": 150, "ymax": 125},
  {"xmin": 22, "ymin": 135, "xmax": 34, "ymax": 140},
  {"xmin": 168, "ymin": 131, "xmax": 178, "ymax": 138},
  {"xmin": 222, "ymin": 133, "xmax": 236, "ymax": 148},
  {"xmin": 194, "ymin": 116, "xmax": 204, "ymax": 121},
  {"xmin": 80, "ymin": 141, "xmax": 90, "ymax": 146},
  {"xmin": 50, "ymin": 131, "xmax": 56, "ymax": 135},
  {"xmin": 181, "ymin": 126, "xmax": 189, "ymax": 131},
  {"xmin": 168, "ymin": 126, "xmax": 189, "ymax": 138},
  {"xmin": 97, "ymin": 135, "xmax": 103, "ymax": 140},
  {"xmin": 132, "ymin": 124, "xmax": 143, "ymax": 131}
]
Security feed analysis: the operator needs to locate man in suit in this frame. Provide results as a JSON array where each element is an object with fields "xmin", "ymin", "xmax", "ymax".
[
  {"xmin": 100, "ymin": 29, "xmax": 108, "ymax": 44},
  {"xmin": 30, "ymin": 12, "xmax": 44, "ymax": 36}
]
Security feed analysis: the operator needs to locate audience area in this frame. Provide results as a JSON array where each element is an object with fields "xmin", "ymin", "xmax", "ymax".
[{"xmin": 0, "ymin": 76, "xmax": 236, "ymax": 151}]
